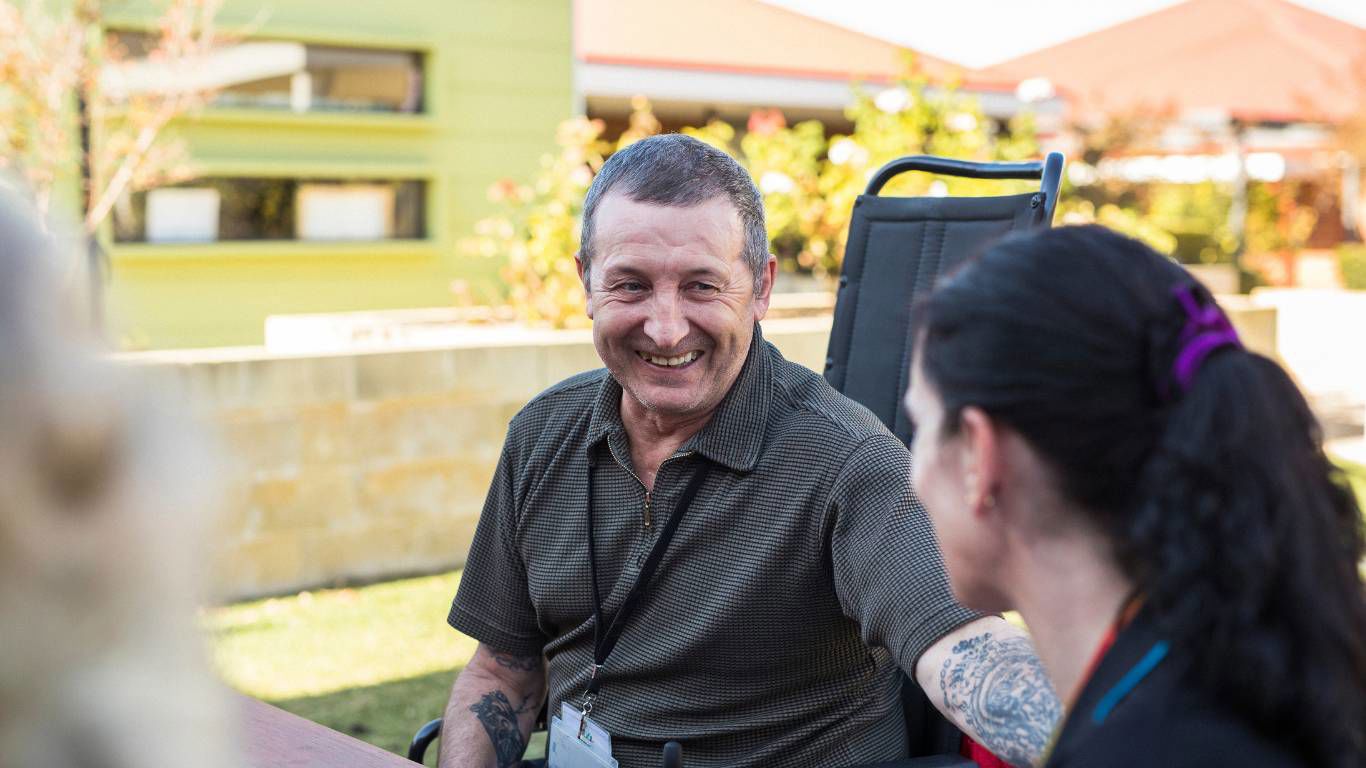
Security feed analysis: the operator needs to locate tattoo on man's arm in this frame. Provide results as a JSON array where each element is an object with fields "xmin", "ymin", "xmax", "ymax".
[
  {"xmin": 939, "ymin": 632, "xmax": 1061, "ymax": 767},
  {"xmin": 469, "ymin": 690, "xmax": 532, "ymax": 768},
  {"xmin": 492, "ymin": 652, "xmax": 540, "ymax": 672}
]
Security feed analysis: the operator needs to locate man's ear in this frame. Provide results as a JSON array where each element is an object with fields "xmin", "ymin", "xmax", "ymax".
[
  {"xmin": 752, "ymin": 254, "xmax": 778, "ymax": 322},
  {"xmin": 958, "ymin": 406, "xmax": 1001, "ymax": 519},
  {"xmin": 575, "ymin": 252, "xmax": 593, "ymax": 319}
]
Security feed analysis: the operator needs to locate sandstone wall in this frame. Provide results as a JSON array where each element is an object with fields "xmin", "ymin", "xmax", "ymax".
[{"xmin": 120, "ymin": 300, "xmax": 1277, "ymax": 601}]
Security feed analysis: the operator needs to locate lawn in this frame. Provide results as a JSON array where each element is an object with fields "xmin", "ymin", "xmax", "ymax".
[
  {"xmin": 207, "ymin": 571, "xmax": 475, "ymax": 764},
  {"xmin": 1342, "ymin": 458, "xmax": 1366, "ymax": 512}
]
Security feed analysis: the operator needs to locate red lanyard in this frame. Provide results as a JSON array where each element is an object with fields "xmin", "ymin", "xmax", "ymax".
[{"xmin": 1067, "ymin": 594, "xmax": 1144, "ymax": 710}]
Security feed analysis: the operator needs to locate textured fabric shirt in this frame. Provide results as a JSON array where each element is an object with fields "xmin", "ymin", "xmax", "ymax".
[{"xmin": 449, "ymin": 325, "xmax": 977, "ymax": 768}]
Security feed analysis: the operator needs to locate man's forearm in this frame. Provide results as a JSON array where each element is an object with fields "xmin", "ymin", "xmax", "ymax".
[
  {"xmin": 438, "ymin": 649, "xmax": 546, "ymax": 768},
  {"xmin": 917, "ymin": 617, "xmax": 1061, "ymax": 767}
]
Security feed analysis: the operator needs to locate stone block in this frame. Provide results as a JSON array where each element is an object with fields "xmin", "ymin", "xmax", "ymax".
[
  {"xmin": 214, "ymin": 410, "xmax": 302, "ymax": 476},
  {"xmin": 357, "ymin": 457, "xmax": 468, "ymax": 527},
  {"xmin": 303, "ymin": 522, "xmax": 441, "ymax": 585},
  {"xmin": 298, "ymin": 402, "xmax": 354, "ymax": 466},
  {"xmin": 350, "ymin": 395, "xmax": 502, "ymax": 463},
  {"xmin": 538, "ymin": 341, "xmax": 606, "ymax": 389},
  {"xmin": 247, "ymin": 468, "xmax": 357, "ymax": 533},
  {"xmin": 302, "ymin": 529, "xmax": 394, "ymax": 585},
  {"xmin": 764, "ymin": 316, "xmax": 834, "ymax": 373},
  {"xmin": 355, "ymin": 349, "xmax": 454, "ymax": 401},
  {"xmin": 212, "ymin": 533, "xmax": 308, "ymax": 599},
  {"xmin": 241, "ymin": 355, "xmax": 354, "ymax": 410},
  {"xmin": 170, "ymin": 360, "xmax": 249, "ymax": 411},
  {"xmin": 451, "ymin": 344, "xmax": 544, "ymax": 404},
  {"xmin": 212, "ymin": 481, "xmax": 261, "ymax": 546},
  {"xmin": 121, "ymin": 362, "xmax": 195, "ymax": 407}
]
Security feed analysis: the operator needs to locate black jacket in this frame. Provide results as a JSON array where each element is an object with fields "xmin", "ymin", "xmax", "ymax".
[{"xmin": 1045, "ymin": 612, "xmax": 1303, "ymax": 767}]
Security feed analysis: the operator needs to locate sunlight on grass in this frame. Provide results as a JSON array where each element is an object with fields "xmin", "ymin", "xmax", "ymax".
[
  {"xmin": 1333, "ymin": 453, "xmax": 1366, "ymax": 516},
  {"xmin": 1347, "ymin": 467, "xmax": 1366, "ymax": 512},
  {"xmin": 208, "ymin": 571, "xmax": 477, "ymax": 700}
]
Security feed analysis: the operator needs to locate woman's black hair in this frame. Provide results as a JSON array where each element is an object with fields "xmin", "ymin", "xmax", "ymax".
[{"xmin": 915, "ymin": 224, "xmax": 1366, "ymax": 766}]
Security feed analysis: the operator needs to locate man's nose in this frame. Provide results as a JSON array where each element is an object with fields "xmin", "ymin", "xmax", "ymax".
[{"xmin": 644, "ymin": 290, "xmax": 689, "ymax": 350}]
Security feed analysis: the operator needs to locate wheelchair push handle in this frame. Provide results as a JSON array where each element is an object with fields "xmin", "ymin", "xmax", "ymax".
[{"xmin": 864, "ymin": 152, "xmax": 1064, "ymax": 195}]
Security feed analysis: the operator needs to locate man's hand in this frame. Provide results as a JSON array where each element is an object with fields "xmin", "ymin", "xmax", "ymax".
[
  {"xmin": 916, "ymin": 616, "xmax": 1061, "ymax": 767},
  {"xmin": 438, "ymin": 643, "xmax": 547, "ymax": 768}
]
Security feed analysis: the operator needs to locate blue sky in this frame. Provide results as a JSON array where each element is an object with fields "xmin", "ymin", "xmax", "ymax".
[{"xmin": 763, "ymin": 0, "xmax": 1366, "ymax": 69}]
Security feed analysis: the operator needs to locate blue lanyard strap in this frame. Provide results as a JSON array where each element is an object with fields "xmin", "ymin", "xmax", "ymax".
[{"xmin": 1091, "ymin": 641, "xmax": 1170, "ymax": 725}]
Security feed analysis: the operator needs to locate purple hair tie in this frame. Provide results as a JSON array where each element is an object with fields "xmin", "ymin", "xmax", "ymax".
[{"xmin": 1166, "ymin": 283, "xmax": 1242, "ymax": 397}]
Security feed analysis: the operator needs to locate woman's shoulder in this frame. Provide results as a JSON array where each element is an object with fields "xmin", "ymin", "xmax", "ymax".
[
  {"xmin": 1076, "ymin": 699, "xmax": 1302, "ymax": 767},
  {"xmin": 1050, "ymin": 649, "xmax": 1304, "ymax": 767}
]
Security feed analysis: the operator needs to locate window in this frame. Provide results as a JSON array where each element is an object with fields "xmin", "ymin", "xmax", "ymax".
[
  {"xmin": 107, "ymin": 33, "xmax": 424, "ymax": 114},
  {"xmin": 113, "ymin": 178, "xmax": 427, "ymax": 243}
]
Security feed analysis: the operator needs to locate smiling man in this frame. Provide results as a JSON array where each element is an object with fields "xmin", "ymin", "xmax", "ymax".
[{"xmin": 439, "ymin": 134, "xmax": 1059, "ymax": 768}]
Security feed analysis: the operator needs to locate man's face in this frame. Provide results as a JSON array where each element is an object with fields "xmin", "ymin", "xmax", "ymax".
[{"xmin": 579, "ymin": 193, "xmax": 773, "ymax": 424}]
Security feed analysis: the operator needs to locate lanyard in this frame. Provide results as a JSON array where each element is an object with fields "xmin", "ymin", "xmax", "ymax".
[
  {"xmin": 582, "ymin": 454, "xmax": 711, "ymax": 719},
  {"xmin": 1066, "ymin": 593, "xmax": 1145, "ymax": 709},
  {"xmin": 1041, "ymin": 593, "xmax": 1146, "ymax": 764}
]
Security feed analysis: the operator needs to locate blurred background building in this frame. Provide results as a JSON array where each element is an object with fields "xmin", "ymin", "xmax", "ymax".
[
  {"xmin": 79, "ymin": 0, "xmax": 574, "ymax": 349},
  {"xmin": 6, "ymin": 0, "xmax": 1357, "ymax": 350}
]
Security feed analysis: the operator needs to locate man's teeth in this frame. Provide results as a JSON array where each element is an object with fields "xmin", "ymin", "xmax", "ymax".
[{"xmin": 639, "ymin": 351, "xmax": 701, "ymax": 367}]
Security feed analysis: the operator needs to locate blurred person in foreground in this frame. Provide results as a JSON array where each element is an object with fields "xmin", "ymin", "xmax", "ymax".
[
  {"xmin": 0, "ymin": 188, "xmax": 239, "ymax": 768},
  {"xmin": 440, "ymin": 134, "xmax": 1058, "ymax": 768},
  {"xmin": 905, "ymin": 225, "xmax": 1366, "ymax": 767}
]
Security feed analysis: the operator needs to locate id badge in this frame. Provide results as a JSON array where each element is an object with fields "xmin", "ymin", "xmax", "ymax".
[{"xmin": 548, "ymin": 703, "xmax": 617, "ymax": 768}]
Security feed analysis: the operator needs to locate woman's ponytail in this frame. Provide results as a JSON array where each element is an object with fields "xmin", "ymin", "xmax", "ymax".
[{"xmin": 1131, "ymin": 348, "xmax": 1366, "ymax": 765}]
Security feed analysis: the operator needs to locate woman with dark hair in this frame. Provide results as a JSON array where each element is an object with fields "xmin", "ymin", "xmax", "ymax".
[{"xmin": 903, "ymin": 224, "xmax": 1365, "ymax": 767}]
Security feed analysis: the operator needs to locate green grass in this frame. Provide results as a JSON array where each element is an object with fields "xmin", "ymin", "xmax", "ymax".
[
  {"xmin": 207, "ymin": 571, "xmax": 476, "ymax": 763},
  {"xmin": 1331, "ymin": 448, "xmax": 1366, "ymax": 509},
  {"xmin": 1338, "ymin": 244, "xmax": 1366, "ymax": 291}
]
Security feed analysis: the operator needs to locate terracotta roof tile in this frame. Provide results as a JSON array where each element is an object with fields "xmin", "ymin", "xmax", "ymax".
[{"xmin": 983, "ymin": 0, "xmax": 1366, "ymax": 122}]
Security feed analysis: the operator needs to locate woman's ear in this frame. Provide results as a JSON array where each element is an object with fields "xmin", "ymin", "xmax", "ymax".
[{"xmin": 957, "ymin": 405, "xmax": 1001, "ymax": 518}]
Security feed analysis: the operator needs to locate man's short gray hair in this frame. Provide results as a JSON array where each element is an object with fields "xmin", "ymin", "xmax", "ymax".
[{"xmin": 578, "ymin": 133, "xmax": 769, "ymax": 290}]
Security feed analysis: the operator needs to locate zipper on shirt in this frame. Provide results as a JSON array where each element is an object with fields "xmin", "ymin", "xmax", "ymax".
[{"xmin": 605, "ymin": 442, "xmax": 695, "ymax": 530}]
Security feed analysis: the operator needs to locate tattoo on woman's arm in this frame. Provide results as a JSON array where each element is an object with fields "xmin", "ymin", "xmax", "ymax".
[
  {"xmin": 469, "ymin": 690, "xmax": 532, "ymax": 768},
  {"xmin": 939, "ymin": 632, "xmax": 1061, "ymax": 767}
]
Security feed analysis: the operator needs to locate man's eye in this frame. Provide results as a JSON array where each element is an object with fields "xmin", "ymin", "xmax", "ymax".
[
  {"xmin": 690, "ymin": 282, "xmax": 719, "ymax": 292},
  {"xmin": 618, "ymin": 281, "xmax": 646, "ymax": 293}
]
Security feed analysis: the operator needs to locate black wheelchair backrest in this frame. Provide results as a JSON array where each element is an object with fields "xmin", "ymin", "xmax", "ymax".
[{"xmin": 823, "ymin": 153, "xmax": 1064, "ymax": 446}]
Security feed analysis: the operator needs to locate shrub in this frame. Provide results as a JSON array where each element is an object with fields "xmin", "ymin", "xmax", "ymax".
[{"xmin": 1340, "ymin": 244, "xmax": 1366, "ymax": 290}]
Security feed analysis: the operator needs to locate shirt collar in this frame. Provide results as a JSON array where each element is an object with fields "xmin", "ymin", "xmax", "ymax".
[{"xmin": 585, "ymin": 322, "xmax": 772, "ymax": 473}]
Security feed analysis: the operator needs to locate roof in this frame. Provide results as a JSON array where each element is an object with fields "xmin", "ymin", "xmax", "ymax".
[
  {"xmin": 573, "ymin": 0, "xmax": 993, "ymax": 87},
  {"xmin": 983, "ymin": 0, "xmax": 1366, "ymax": 123}
]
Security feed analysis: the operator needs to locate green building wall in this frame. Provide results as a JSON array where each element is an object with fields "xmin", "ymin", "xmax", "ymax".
[{"xmin": 101, "ymin": 0, "xmax": 574, "ymax": 349}]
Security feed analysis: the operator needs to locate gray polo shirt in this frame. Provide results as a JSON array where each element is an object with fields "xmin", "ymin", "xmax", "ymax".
[{"xmin": 449, "ymin": 326, "xmax": 977, "ymax": 767}]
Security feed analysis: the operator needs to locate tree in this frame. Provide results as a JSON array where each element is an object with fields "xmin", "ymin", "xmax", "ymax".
[{"xmin": 0, "ymin": 0, "xmax": 222, "ymax": 316}]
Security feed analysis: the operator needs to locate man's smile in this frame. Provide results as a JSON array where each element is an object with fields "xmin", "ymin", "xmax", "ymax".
[{"xmin": 636, "ymin": 350, "xmax": 704, "ymax": 368}]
